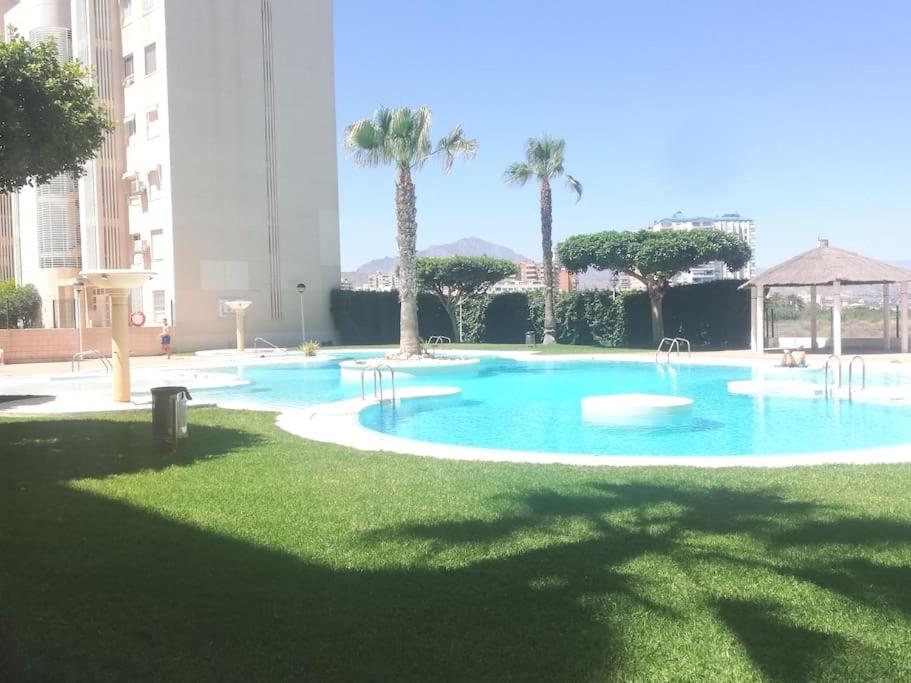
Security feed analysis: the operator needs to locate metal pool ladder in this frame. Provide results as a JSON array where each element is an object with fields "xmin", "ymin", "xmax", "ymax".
[
  {"xmin": 824, "ymin": 354, "xmax": 842, "ymax": 398},
  {"xmin": 71, "ymin": 349, "xmax": 111, "ymax": 373},
  {"xmin": 655, "ymin": 337, "xmax": 691, "ymax": 363},
  {"xmin": 253, "ymin": 337, "xmax": 287, "ymax": 354},
  {"xmin": 360, "ymin": 364, "xmax": 396, "ymax": 403},
  {"xmin": 848, "ymin": 355, "xmax": 866, "ymax": 401}
]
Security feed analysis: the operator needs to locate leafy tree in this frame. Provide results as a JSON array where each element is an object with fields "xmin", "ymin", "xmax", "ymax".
[
  {"xmin": 558, "ymin": 229, "xmax": 751, "ymax": 342},
  {"xmin": 0, "ymin": 279, "xmax": 41, "ymax": 328},
  {"xmin": 345, "ymin": 107, "xmax": 476, "ymax": 357},
  {"xmin": 0, "ymin": 32, "xmax": 113, "ymax": 192},
  {"xmin": 504, "ymin": 136, "xmax": 582, "ymax": 344},
  {"xmin": 417, "ymin": 256, "xmax": 517, "ymax": 341}
]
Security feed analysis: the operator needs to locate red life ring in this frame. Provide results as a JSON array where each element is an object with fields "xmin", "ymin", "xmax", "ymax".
[{"xmin": 130, "ymin": 311, "xmax": 146, "ymax": 327}]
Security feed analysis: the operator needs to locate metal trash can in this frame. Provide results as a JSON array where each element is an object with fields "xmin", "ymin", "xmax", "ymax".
[
  {"xmin": 151, "ymin": 386, "xmax": 192, "ymax": 447},
  {"xmin": 525, "ymin": 331, "xmax": 536, "ymax": 347}
]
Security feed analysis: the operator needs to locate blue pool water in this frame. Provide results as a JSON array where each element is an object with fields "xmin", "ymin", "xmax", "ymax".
[{"xmin": 198, "ymin": 355, "xmax": 911, "ymax": 458}]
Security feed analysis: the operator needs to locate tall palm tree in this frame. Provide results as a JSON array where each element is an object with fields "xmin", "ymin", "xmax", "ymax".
[
  {"xmin": 504, "ymin": 136, "xmax": 582, "ymax": 344},
  {"xmin": 345, "ymin": 107, "xmax": 476, "ymax": 357}
]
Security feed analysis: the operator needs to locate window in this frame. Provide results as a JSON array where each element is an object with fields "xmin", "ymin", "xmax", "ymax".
[
  {"xmin": 123, "ymin": 54, "xmax": 134, "ymax": 84},
  {"xmin": 145, "ymin": 105, "xmax": 159, "ymax": 138},
  {"xmin": 147, "ymin": 165, "xmax": 162, "ymax": 200},
  {"xmin": 120, "ymin": 0, "xmax": 132, "ymax": 24},
  {"xmin": 124, "ymin": 115, "xmax": 136, "ymax": 144},
  {"xmin": 144, "ymin": 42, "xmax": 156, "ymax": 75},
  {"xmin": 142, "ymin": 0, "xmax": 155, "ymax": 11},
  {"xmin": 150, "ymin": 230, "xmax": 164, "ymax": 261},
  {"xmin": 153, "ymin": 290, "xmax": 165, "ymax": 322}
]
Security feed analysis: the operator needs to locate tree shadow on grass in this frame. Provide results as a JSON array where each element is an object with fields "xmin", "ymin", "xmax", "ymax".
[
  {"xmin": 370, "ymin": 481, "xmax": 911, "ymax": 680},
  {"xmin": 0, "ymin": 418, "xmax": 623, "ymax": 681},
  {"xmin": 3, "ymin": 420, "xmax": 911, "ymax": 680},
  {"xmin": 714, "ymin": 598, "xmax": 901, "ymax": 681}
]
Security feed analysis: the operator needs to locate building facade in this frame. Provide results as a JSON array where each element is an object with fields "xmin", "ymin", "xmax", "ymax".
[
  {"xmin": 2, "ymin": 0, "xmax": 341, "ymax": 348},
  {"xmin": 648, "ymin": 212, "xmax": 756, "ymax": 284}
]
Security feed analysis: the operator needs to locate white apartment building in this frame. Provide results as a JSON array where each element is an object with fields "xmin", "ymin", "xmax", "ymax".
[
  {"xmin": 2, "ymin": 0, "xmax": 340, "ymax": 348},
  {"xmin": 648, "ymin": 212, "xmax": 757, "ymax": 284},
  {"xmin": 360, "ymin": 271, "xmax": 399, "ymax": 291}
]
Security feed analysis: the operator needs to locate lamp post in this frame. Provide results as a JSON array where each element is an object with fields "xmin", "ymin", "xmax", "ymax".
[
  {"xmin": 296, "ymin": 283, "xmax": 307, "ymax": 345},
  {"xmin": 72, "ymin": 277, "xmax": 85, "ymax": 358}
]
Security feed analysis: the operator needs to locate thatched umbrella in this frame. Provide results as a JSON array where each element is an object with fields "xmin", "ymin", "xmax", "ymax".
[{"xmin": 741, "ymin": 240, "xmax": 911, "ymax": 358}]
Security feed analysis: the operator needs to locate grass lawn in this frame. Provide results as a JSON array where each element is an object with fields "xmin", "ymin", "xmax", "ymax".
[{"xmin": 2, "ymin": 408, "xmax": 910, "ymax": 681}]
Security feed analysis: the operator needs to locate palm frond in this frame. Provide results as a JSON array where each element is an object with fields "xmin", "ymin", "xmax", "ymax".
[
  {"xmin": 344, "ymin": 117, "xmax": 390, "ymax": 167},
  {"xmin": 503, "ymin": 162, "xmax": 533, "ymax": 187},
  {"xmin": 437, "ymin": 124, "xmax": 478, "ymax": 173},
  {"xmin": 524, "ymin": 135, "xmax": 566, "ymax": 179},
  {"xmin": 565, "ymin": 174, "xmax": 583, "ymax": 202}
]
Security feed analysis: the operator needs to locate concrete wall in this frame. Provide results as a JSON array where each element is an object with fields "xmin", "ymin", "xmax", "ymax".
[
  {"xmin": 146, "ymin": 0, "xmax": 340, "ymax": 351},
  {"xmin": 0, "ymin": 326, "xmax": 163, "ymax": 363}
]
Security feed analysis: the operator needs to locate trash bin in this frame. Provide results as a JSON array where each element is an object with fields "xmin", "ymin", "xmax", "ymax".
[
  {"xmin": 525, "ymin": 331, "xmax": 536, "ymax": 347},
  {"xmin": 151, "ymin": 386, "xmax": 192, "ymax": 447}
]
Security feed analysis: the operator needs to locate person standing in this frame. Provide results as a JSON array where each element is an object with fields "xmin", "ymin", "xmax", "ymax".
[{"xmin": 160, "ymin": 319, "xmax": 173, "ymax": 359}]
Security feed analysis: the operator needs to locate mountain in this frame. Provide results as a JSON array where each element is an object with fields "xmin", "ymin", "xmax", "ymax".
[{"xmin": 355, "ymin": 237, "xmax": 528, "ymax": 274}]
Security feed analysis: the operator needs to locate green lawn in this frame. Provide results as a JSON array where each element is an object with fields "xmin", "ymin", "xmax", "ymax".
[{"xmin": 2, "ymin": 408, "xmax": 910, "ymax": 681}]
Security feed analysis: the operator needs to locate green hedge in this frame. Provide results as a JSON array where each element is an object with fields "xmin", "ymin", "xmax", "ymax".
[{"xmin": 330, "ymin": 279, "xmax": 749, "ymax": 348}]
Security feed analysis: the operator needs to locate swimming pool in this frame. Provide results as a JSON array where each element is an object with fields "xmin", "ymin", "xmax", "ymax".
[{"xmin": 193, "ymin": 354, "xmax": 911, "ymax": 459}]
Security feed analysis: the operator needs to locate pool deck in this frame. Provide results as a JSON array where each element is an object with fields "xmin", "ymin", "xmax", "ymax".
[{"xmin": 3, "ymin": 347, "xmax": 911, "ymax": 467}]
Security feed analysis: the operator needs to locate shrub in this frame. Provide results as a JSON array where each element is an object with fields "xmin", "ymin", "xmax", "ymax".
[{"xmin": 330, "ymin": 280, "xmax": 750, "ymax": 349}]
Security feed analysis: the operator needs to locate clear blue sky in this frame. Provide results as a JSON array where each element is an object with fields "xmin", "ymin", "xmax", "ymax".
[{"xmin": 334, "ymin": 0, "xmax": 911, "ymax": 271}]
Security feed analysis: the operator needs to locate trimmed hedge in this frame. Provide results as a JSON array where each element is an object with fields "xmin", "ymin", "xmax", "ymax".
[{"xmin": 330, "ymin": 279, "xmax": 749, "ymax": 349}]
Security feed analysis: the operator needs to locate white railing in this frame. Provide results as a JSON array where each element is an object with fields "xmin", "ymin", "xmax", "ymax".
[
  {"xmin": 71, "ymin": 349, "xmax": 112, "ymax": 373},
  {"xmin": 824, "ymin": 354, "xmax": 842, "ymax": 398},
  {"xmin": 361, "ymin": 364, "xmax": 396, "ymax": 403},
  {"xmin": 848, "ymin": 355, "xmax": 866, "ymax": 401},
  {"xmin": 253, "ymin": 337, "xmax": 286, "ymax": 354},
  {"xmin": 655, "ymin": 337, "xmax": 691, "ymax": 363}
]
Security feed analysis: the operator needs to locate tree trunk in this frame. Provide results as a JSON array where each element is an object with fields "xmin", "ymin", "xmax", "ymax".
[
  {"xmin": 442, "ymin": 298, "xmax": 459, "ymax": 343},
  {"xmin": 540, "ymin": 179, "xmax": 557, "ymax": 344},
  {"xmin": 647, "ymin": 282, "xmax": 665, "ymax": 343},
  {"xmin": 396, "ymin": 168, "xmax": 421, "ymax": 357}
]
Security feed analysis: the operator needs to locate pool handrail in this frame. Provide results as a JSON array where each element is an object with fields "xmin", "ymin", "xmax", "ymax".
[
  {"xmin": 824, "ymin": 354, "xmax": 842, "ymax": 398},
  {"xmin": 253, "ymin": 337, "xmax": 287, "ymax": 354},
  {"xmin": 360, "ymin": 363, "xmax": 396, "ymax": 404},
  {"xmin": 71, "ymin": 349, "xmax": 111, "ymax": 373},
  {"xmin": 848, "ymin": 355, "xmax": 866, "ymax": 401}
]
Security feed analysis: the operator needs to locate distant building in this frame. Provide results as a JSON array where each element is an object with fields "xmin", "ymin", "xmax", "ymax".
[
  {"xmin": 648, "ymin": 212, "xmax": 756, "ymax": 284},
  {"xmin": 361, "ymin": 271, "xmax": 399, "ymax": 292},
  {"xmin": 514, "ymin": 259, "xmax": 576, "ymax": 293}
]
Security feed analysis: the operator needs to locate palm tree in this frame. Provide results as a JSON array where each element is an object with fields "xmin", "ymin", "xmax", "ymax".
[
  {"xmin": 504, "ymin": 136, "xmax": 582, "ymax": 344},
  {"xmin": 345, "ymin": 107, "xmax": 476, "ymax": 357}
]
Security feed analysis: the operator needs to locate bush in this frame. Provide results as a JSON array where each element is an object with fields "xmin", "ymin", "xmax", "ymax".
[
  {"xmin": 329, "ymin": 290, "xmax": 453, "ymax": 345},
  {"xmin": 330, "ymin": 280, "xmax": 750, "ymax": 349},
  {"xmin": 0, "ymin": 280, "xmax": 41, "ymax": 328}
]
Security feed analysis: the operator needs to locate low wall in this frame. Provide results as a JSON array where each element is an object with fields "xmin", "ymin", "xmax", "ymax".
[{"xmin": 0, "ymin": 327, "xmax": 165, "ymax": 364}]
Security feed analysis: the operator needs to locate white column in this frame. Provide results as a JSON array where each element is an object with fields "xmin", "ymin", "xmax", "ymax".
[
  {"xmin": 809, "ymin": 285, "xmax": 818, "ymax": 350},
  {"xmin": 235, "ymin": 309, "xmax": 246, "ymax": 353},
  {"xmin": 750, "ymin": 287, "xmax": 758, "ymax": 352},
  {"xmin": 110, "ymin": 289, "xmax": 131, "ymax": 402},
  {"xmin": 901, "ymin": 281, "xmax": 909, "ymax": 353},
  {"xmin": 832, "ymin": 280, "xmax": 842, "ymax": 357},
  {"xmin": 756, "ymin": 288, "xmax": 765, "ymax": 353},
  {"xmin": 883, "ymin": 283, "xmax": 891, "ymax": 351}
]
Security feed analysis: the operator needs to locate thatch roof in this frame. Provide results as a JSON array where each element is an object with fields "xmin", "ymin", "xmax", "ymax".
[{"xmin": 742, "ymin": 240, "xmax": 911, "ymax": 288}]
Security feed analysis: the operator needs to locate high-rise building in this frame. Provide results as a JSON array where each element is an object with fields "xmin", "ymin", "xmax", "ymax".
[
  {"xmin": 2, "ymin": 0, "xmax": 341, "ymax": 348},
  {"xmin": 648, "ymin": 212, "xmax": 757, "ymax": 284}
]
